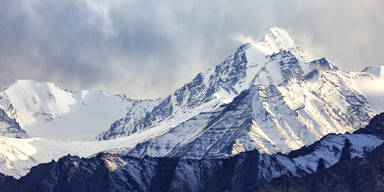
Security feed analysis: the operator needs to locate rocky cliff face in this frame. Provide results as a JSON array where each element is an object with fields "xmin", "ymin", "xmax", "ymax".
[
  {"xmin": 2, "ymin": 113, "xmax": 384, "ymax": 192},
  {"xmin": 256, "ymin": 112, "xmax": 384, "ymax": 192},
  {"xmin": 257, "ymin": 144, "xmax": 384, "ymax": 192},
  {"xmin": 0, "ymin": 108, "xmax": 27, "ymax": 138},
  {"xmin": 98, "ymin": 28, "xmax": 380, "ymax": 158},
  {"xmin": 97, "ymin": 28, "xmax": 320, "ymax": 141}
]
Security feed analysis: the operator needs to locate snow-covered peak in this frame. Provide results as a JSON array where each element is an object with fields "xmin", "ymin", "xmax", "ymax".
[
  {"xmin": 233, "ymin": 27, "xmax": 314, "ymax": 62},
  {"xmin": 1, "ymin": 79, "xmax": 52, "ymax": 92},
  {"xmin": 0, "ymin": 79, "xmax": 142, "ymax": 140},
  {"xmin": 0, "ymin": 79, "xmax": 76, "ymax": 127},
  {"xmin": 362, "ymin": 66, "xmax": 384, "ymax": 77},
  {"xmin": 254, "ymin": 27, "xmax": 296, "ymax": 55},
  {"xmin": 97, "ymin": 28, "xmax": 331, "ymax": 141}
]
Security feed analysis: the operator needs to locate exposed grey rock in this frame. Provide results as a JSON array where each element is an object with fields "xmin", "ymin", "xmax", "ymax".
[{"xmin": 0, "ymin": 108, "xmax": 27, "ymax": 138}]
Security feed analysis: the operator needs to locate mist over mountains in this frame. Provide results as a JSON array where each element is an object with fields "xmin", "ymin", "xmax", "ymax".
[{"xmin": 0, "ymin": 28, "xmax": 384, "ymax": 191}]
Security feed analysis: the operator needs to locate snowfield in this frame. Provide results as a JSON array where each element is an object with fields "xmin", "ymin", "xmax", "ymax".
[{"xmin": 0, "ymin": 80, "xmax": 139, "ymax": 140}]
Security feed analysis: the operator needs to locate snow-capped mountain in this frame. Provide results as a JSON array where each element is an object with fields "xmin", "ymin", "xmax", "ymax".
[
  {"xmin": 362, "ymin": 66, "xmax": 384, "ymax": 77},
  {"xmin": 0, "ymin": 80, "xmax": 159, "ymax": 140},
  {"xmin": 99, "ymin": 27, "xmax": 384, "ymax": 157},
  {"xmin": 0, "ymin": 27, "xmax": 384, "ymax": 179},
  {"xmin": 97, "ymin": 28, "xmax": 317, "ymax": 141},
  {"xmin": 1, "ymin": 113, "xmax": 384, "ymax": 192}
]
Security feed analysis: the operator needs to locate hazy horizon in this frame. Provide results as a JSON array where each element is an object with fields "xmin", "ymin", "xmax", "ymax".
[{"xmin": 1, "ymin": 0, "xmax": 383, "ymax": 99}]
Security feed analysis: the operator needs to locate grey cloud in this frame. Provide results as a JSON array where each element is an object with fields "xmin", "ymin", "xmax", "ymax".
[{"xmin": 0, "ymin": 0, "xmax": 383, "ymax": 98}]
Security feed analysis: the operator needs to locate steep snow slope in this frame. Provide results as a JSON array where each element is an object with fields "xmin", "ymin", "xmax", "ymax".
[
  {"xmin": 100, "ymin": 28, "xmax": 384, "ymax": 158},
  {"xmin": 98, "ymin": 28, "xmax": 320, "ymax": 140},
  {"xmin": 126, "ymin": 70, "xmax": 374, "ymax": 158},
  {"xmin": 0, "ymin": 80, "xmax": 158, "ymax": 140}
]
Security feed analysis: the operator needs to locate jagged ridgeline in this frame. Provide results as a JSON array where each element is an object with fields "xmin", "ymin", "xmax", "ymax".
[
  {"xmin": 1, "ymin": 113, "xmax": 383, "ymax": 192},
  {"xmin": 0, "ymin": 28, "xmax": 383, "ymax": 181}
]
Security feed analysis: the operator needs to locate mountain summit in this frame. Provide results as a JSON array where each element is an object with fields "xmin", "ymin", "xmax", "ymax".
[
  {"xmin": 98, "ymin": 28, "xmax": 383, "ymax": 157},
  {"xmin": 255, "ymin": 27, "xmax": 297, "ymax": 55},
  {"xmin": 0, "ymin": 28, "xmax": 384, "ymax": 178}
]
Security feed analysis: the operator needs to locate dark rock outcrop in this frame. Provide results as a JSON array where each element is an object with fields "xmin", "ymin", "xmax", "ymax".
[
  {"xmin": 257, "ymin": 112, "xmax": 384, "ymax": 192},
  {"xmin": 355, "ymin": 112, "xmax": 384, "ymax": 137},
  {"xmin": 257, "ymin": 143, "xmax": 384, "ymax": 192},
  {"xmin": 1, "ymin": 113, "xmax": 383, "ymax": 192}
]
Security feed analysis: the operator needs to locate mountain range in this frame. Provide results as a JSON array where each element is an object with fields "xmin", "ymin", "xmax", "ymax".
[
  {"xmin": 1, "ymin": 112, "xmax": 384, "ymax": 192},
  {"xmin": 0, "ymin": 27, "xmax": 384, "ymax": 191}
]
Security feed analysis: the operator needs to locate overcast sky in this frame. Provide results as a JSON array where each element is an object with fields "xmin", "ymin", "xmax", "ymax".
[{"xmin": 0, "ymin": 0, "xmax": 383, "ymax": 98}]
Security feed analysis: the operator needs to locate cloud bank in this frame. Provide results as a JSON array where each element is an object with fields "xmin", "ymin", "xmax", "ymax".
[{"xmin": 0, "ymin": 0, "xmax": 383, "ymax": 98}]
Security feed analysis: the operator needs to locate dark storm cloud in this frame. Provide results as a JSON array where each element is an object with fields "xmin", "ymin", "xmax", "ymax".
[{"xmin": 0, "ymin": 0, "xmax": 383, "ymax": 98}]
